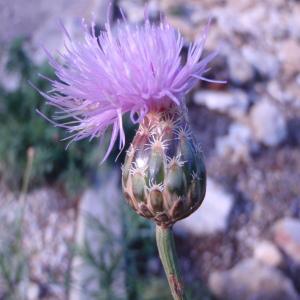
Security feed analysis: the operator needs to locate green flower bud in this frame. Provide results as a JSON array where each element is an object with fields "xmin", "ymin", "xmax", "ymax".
[{"xmin": 122, "ymin": 104, "xmax": 206, "ymax": 227}]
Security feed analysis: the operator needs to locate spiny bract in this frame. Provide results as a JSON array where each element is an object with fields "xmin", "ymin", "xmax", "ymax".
[{"xmin": 122, "ymin": 105, "xmax": 206, "ymax": 227}]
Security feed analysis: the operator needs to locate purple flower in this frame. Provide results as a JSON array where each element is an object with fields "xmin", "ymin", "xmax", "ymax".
[{"xmin": 38, "ymin": 10, "xmax": 221, "ymax": 161}]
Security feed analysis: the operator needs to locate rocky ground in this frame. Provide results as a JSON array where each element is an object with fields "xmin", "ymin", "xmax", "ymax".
[
  {"xmin": 0, "ymin": 0, "xmax": 300, "ymax": 299},
  {"xmin": 0, "ymin": 183, "xmax": 77, "ymax": 300},
  {"xmin": 154, "ymin": 0, "xmax": 300, "ymax": 298},
  {"xmin": 119, "ymin": 0, "xmax": 300, "ymax": 298}
]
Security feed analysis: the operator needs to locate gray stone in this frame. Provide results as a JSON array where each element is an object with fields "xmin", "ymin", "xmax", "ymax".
[
  {"xmin": 194, "ymin": 89, "xmax": 249, "ymax": 119},
  {"xmin": 119, "ymin": 0, "xmax": 145, "ymax": 23},
  {"xmin": 119, "ymin": 0, "xmax": 160, "ymax": 22},
  {"xmin": 278, "ymin": 39, "xmax": 300, "ymax": 78},
  {"xmin": 175, "ymin": 178, "xmax": 234, "ymax": 235},
  {"xmin": 0, "ymin": 0, "xmax": 110, "ymax": 64},
  {"xmin": 0, "ymin": 0, "xmax": 109, "ymax": 46},
  {"xmin": 209, "ymin": 259, "xmax": 299, "ymax": 300},
  {"xmin": 70, "ymin": 170, "xmax": 125, "ymax": 300},
  {"xmin": 267, "ymin": 81, "xmax": 285, "ymax": 103},
  {"xmin": 27, "ymin": 282, "xmax": 40, "ymax": 300},
  {"xmin": 289, "ymin": 7, "xmax": 300, "ymax": 39},
  {"xmin": 254, "ymin": 240, "xmax": 283, "ymax": 267},
  {"xmin": 0, "ymin": 53, "xmax": 21, "ymax": 91},
  {"xmin": 249, "ymin": 99, "xmax": 287, "ymax": 147},
  {"xmin": 216, "ymin": 122, "xmax": 252, "ymax": 163},
  {"xmin": 228, "ymin": 52, "xmax": 255, "ymax": 85},
  {"xmin": 273, "ymin": 218, "xmax": 300, "ymax": 264},
  {"xmin": 0, "ymin": 0, "xmax": 111, "ymax": 93},
  {"xmin": 242, "ymin": 46, "xmax": 280, "ymax": 79}
]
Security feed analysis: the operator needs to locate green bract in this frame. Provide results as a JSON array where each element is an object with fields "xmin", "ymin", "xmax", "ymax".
[{"xmin": 122, "ymin": 105, "xmax": 206, "ymax": 227}]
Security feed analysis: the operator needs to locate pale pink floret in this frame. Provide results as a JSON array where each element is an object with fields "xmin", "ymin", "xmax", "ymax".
[{"xmin": 38, "ymin": 13, "xmax": 221, "ymax": 161}]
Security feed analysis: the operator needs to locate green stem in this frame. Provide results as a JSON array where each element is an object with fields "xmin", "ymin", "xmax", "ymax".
[
  {"xmin": 156, "ymin": 225, "xmax": 188, "ymax": 300},
  {"xmin": 19, "ymin": 147, "xmax": 34, "ymax": 205}
]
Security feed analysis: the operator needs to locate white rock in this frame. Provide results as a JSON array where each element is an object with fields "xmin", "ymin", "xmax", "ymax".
[
  {"xmin": 267, "ymin": 81, "xmax": 284, "ymax": 102},
  {"xmin": 119, "ymin": 0, "xmax": 145, "ymax": 23},
  {"xmin": 273, "ymin": 217, "xmax": 300, "ymax": 264},
  {"xmin": 70, "ymin": 170, "xmax": 125, "ymax": 300},
  {"xmin": 194, "ymin": 89, "xmax": 249, "ymax": 119},
  {"xmin": 0, "ymin": 0, "xmax": 110, "ymax": 65},
  {"xmin": 254, "ymin": 240, "xmax": 283, "ymax": 267},
  {"xmin": 216, "ymin": 122, "xmax": 252, "ymax": 163},
  {"xmin": 242, "ymin": 46, "xmax": 280, "ymax": 79},
  {"xmin": 278, "ymin": 39, "xmax": 300, "ymax": 78},
  {"xmin": 0, "ymin": 55, "xmax": 21, "ymax": 91},
  {"xmin": 209, "ymin": 259, "xmax": 299, "ymax": 300},
  {"xmin": 228, "ymin": 53, "xmax": 255, "ymax": 85},
  {"xmin": 175, "ymin": 178, "xmax": 234, "ymax": 235},
  {"xmin": 27, "ymin": 282, "xmax": 40, "ymax": 300},
  {"xmin": 289, "ymin": 7, "xmax": 300, "ymax": 39},
  {"xmin": 249, "ymin": 99, "xmax": 287, "ymax": 146}
]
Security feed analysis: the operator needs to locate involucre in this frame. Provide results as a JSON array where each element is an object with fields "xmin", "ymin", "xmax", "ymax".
[{"xmin": 122, "ymin": 104, "xmax": 206, "ymax": 227}]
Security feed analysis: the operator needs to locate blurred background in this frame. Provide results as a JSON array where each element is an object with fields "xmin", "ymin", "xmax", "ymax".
[{"xmin": 0, "ymin": 0, "xmax": 300, "ymax": 299}]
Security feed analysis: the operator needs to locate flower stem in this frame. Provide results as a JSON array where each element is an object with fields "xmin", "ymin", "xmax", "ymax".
[{"xmin": 156, "ymin": 225, "xmax": 188, "ymax": 300}]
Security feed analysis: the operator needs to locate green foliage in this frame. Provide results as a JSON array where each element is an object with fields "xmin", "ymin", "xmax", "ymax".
[
  {"xmin": 0, "ymin": 203, "xmax": 28, "ymax": 300},
  {"xmin": 0, "ymin": 38, "xmax": 100, "ymax": 196},
  {"xmin": 137, "ymin": 277, "xmax": 173, "ymax": 300},
  {"xmin": 76, "ymin": 212, "xmax": 124, "ymax": 300},
  {"xmin": 74, "ymin": 191, "xmax": 172, "ymax": 300}
]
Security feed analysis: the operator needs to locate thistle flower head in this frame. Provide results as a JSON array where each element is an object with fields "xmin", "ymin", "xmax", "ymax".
[{"xmin": 38, "ymin": 8, "xmax": 220, "ymax": 161}]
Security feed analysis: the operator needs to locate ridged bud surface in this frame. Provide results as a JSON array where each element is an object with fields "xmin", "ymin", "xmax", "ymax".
[{"xmin": 122, "ymin": 105, "xmax": 206, "ymax": 227}]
